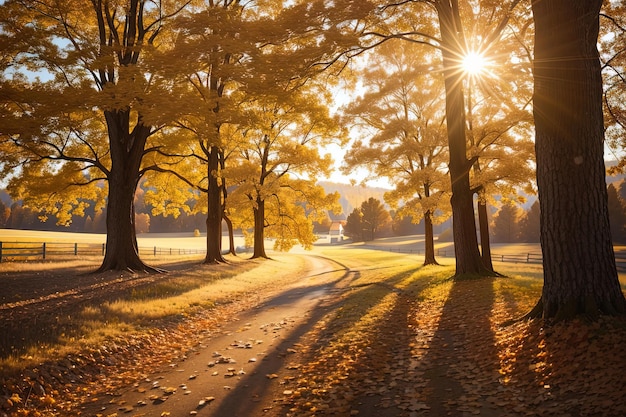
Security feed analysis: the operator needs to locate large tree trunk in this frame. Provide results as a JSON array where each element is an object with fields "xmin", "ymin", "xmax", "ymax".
[
  {"xmin": 477, "ymin": 198, "xmax": 494, "ymax": 271},
  {"xmin": 531, "ymin": 0, "xmax": 626, "ymax": 319},
  {"xmin": 252, "ymin": 196, "xmax": 268, "ymax": 259},
  {"xmin": 205, "ymin": 145, "xmax": 226, "ymax": 264},
  {"xmin": 423, "ymin": 211, "xmax": 439, "ymax": 265},
  {"xmin": 97, "ymin": 110, "xmax": 157, "ymax": 273},
  {"xmin": 435, "ymin": 0, "xmax": 491, "ymax": 276}
]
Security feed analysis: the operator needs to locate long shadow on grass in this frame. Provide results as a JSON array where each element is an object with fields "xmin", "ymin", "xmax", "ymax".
[
  {"xmin": 207, "ymin": 265, "xmax": 421, "ymax": 416},
  {"xmin": 419, "ymin": 276, "xmax": 503, "ymax": 416},
  {"xmin": 342, "ymin": 269, "xmax": 436, "ymax": 417},
  {"xmin": 0, "ymin": 261, "xmax": 254, "ymax": 362},
  {"xmin": 504, "ymin": 315, "xmax": 626, "ymax": 416}
]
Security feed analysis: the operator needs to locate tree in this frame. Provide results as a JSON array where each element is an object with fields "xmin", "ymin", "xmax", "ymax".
[
  {"xmin": 464, "ymin": 21, "xmax": 535, "ymax": 270},
  {"xmin": 529, "ymin": 0, "xmax": 626, "ymax": 319},
  {"xmin": 343, "ymin": 40, "xmax": 450, "ymax": 265},
  {"xmin": 490, "ymin": 201, "xmax": 520, "ymax": 243},
  {"xmin": 144, "ymin": 1, "xmax": 359, "ymax": 262},
  {"xmin": 135, "ymin": 213, "xmax": 150, "ymax": 234},
  {"xmin": 607, "ymin": 183, "xmax": 626, "ymax": 243},
  {"xmin": 433, "ymin": 1, "xmax": 495, "ymax": 274},
  {"xmin": 356, "ymin": 0, "xmax": 526, "ymax": 274},
  {"xmin": 345, "ymin": 208, "xmax": 364, "ymax": 242},
  {"xmin": 227, "ymin": 84, "xmax": 345, "ymax": 258},
  {"xmin": 600, "ymin": 2, "xmax": 626, "ymax": 172},
  {"xmin": 392, "ymin": 213, "xmax": 423, "ymax": 236},
  {"xmin": 0, "ymin": 201, "xmax": 9, "ymax": 228},
  {"xmin": 0, "ymin": 0, "xmax": 189, "ymax": 272},
  {"xmin": 518, "ymin": 200, "xmax": 540, "ymax": 243},
  {"xmin": 360, "ymin": 197, "xmax": 391, "ymax": 241},
  {"xmin": 161, "ymin": 3, "xmax": 256, "ymax": 264}
]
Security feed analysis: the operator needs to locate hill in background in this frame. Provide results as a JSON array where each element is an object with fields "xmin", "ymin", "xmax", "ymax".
[{"xmin": 318, "ymin": 181, "xmax": 390, "ymax": 219}]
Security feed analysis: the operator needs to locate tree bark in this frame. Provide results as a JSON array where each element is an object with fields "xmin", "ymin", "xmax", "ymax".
[
  {"xmin": 477, "ymin": 198, "xmax": 494, "ymax": 271},
  {"xmin": 435, "ymin": 0, "xmax": 491, "ymax": 276},
  {"xmin": 531, "ymin": 0, "xmax": 626, "ymax": 319},
  {"xmin": 423, "ymin": 211, "xmax": 439, "ymax": 265},
  {"xmin": 252, "ymin": 196, "xmax": 268, "ymax": 259},
  {"xmin": 205, "ymin": 145, "xmax": 226, "ymax": 264},
  {"xmin": 220, "ymin": 151, "xmax": 236, "ymax": 256},
  {"xmin": 97, "ymin": 109, "xmax": 157, "ymax": 273},
  {"xmin": 223, "ymin": 214, "xmax": 237, "ymax": 256}
]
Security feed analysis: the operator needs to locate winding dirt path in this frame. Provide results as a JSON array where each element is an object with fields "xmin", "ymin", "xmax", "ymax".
[{"xmin": 81, "ymin": 260, "xmax": 351, "ymax": 416}]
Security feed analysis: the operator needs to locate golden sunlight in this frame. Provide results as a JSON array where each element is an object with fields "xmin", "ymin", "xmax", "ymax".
[{"xmin": 461, "ymin": 51, "xmax": 489, "ymax": 76}]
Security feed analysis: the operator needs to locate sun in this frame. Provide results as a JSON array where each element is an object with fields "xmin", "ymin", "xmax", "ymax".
[{"xmin": 461, "ymin": 51, "xmax": 489, "ymax": 76}]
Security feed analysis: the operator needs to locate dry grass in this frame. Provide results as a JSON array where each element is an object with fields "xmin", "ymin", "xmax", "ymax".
[{"xmin": 0, "ymin": 254, "xmax": 314, "ymax": 373}]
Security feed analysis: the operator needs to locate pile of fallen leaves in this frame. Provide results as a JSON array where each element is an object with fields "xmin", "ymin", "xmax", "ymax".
[
  {"xmin": 494, "ymin": 318, "xmax": 626, "ymax": 416},
  {"xmin": 2, "ymin": 263, "xmax": 626, "ymax": 417},
  {"xmin": 273, "ymin": 275, "xmax": 626, "ymax": 417},
  {"xmin": 0, "ymin": 292, "xmax": 255, "ymax": 417}
]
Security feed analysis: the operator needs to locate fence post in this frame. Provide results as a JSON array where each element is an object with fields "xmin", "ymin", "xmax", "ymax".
[
  {"xmin": 74, "ymin": 243, "xmax": 78, "ymax": 256},
  {"xmin": 42, "ymin": 242, "xmax": 46, "ymax": 260},
  {"xmin": 154, "ymin": 246, "xmax": 157, "ymax": 256},
  {"xmin": 0, "ymin": 242, "xmax": 3, "ymax": 262},
  {"xmin": 102, "ymin": 243, "xmax": 105, "ymax": 256}
]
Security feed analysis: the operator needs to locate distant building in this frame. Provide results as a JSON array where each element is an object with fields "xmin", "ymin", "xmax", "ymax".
[{"xmin": 329, "ymin": 221, "xmax": 344, "ymax": 244}]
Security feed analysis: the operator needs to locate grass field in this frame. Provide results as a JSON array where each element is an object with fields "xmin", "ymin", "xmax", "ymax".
[
  {"xmin": 0, "ymin": 229, "xmax": 218, "ymax": 249},
  {"xmin": 1, "ymin": 229, "xmax": 625, "ymax": 285},
  {"xmin": 2, "ymin": 231, "xmax": 626, "ymax": 417}
]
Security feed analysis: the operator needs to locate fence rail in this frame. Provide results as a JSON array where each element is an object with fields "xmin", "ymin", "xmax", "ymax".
[
  {"xmin": 0, "ymin": 241, "xmax": 207, "ymax": 262},
  {"xmin": 369, "ymin": 245, "xmax": 626, "ymax": 272},
  {"xmin": 380, "ymin": 246, "xmax": 542, "ymax": 264},
  {"xmin": 2, "ymin": 240, "xmax": 626, "ymax": 272}
]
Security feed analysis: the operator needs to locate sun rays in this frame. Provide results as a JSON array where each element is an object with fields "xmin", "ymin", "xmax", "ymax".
[{"xmin": 461, "ymin": 50, "xmax": 491, "ymax": 77}]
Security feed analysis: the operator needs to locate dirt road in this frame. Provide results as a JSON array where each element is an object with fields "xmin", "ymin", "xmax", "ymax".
[{"xmin": 76, "ymin": 254, "xmax": 353, "ymax": 417}]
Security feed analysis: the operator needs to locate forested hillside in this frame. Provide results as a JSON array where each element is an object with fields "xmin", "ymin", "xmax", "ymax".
[
  {"xmin": 0, "ymin": 182, "xmax": 390, "ymax": 234},
  {"xmin": 318, "ymin": 182, "xmax": 390, "ymax": 219}
]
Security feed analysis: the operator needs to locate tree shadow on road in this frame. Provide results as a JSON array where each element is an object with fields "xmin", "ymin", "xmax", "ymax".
[
  {"xmin": 207, "ymin": 264, "xmax": 425, "ymax": 417},
  {"xmin": 258, "ymin": 265, "xmax": 442, "ymax": 416}
]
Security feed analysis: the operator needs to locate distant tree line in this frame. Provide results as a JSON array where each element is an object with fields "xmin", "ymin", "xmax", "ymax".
[
  {"xmin": 0, "ymin": 187, "xmax": 206, "ymax": 235},
  {"xmin": 342, "ymin": 182, "xmax": 626, "ymax": 246},
  {"xmin": 486, "ymin": 182, "xmax": 626, "ymax": 244},
  {"xmin": 490, "ymin": 201, "xmax": 540, "ymax": 244}
]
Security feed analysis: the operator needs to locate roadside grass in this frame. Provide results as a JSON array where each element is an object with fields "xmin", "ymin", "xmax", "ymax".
[
  {"xmin": 0, "ymin": 254, "xmax": 313, "ymax": 373},
  {"xmin": 278, "ymin": 254, "xmax": 457, "ymax": 414},
  {"xmin": 0, "ymin": 253, "xmax": 206, "ymax": 274},
  {"xmin": 0, "ymin": 257, "xmax": 102, "ymax": 274},
  {"xmin": 278, "ymin": 248, "xmax": 626, "ymax": 417},
  {"xmin": 275, "ymin": 250, "xmax": 543, "ymax": 415}
]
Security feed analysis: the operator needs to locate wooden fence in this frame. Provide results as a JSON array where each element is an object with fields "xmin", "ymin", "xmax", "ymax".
[
  {"xmin": 366, "ymin": 245, "xmax": 626, "ymax": 272},
  {"xmin": 375, "ymin": 245, "xmax": 542, "ymax": 263},
  {"xmin": 0, "ymin": 241, "xmax": 206, "ymax": 262},
  {"xmin": 2, "ymin": 240, "xmax": 626, "ymax": 272}
]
